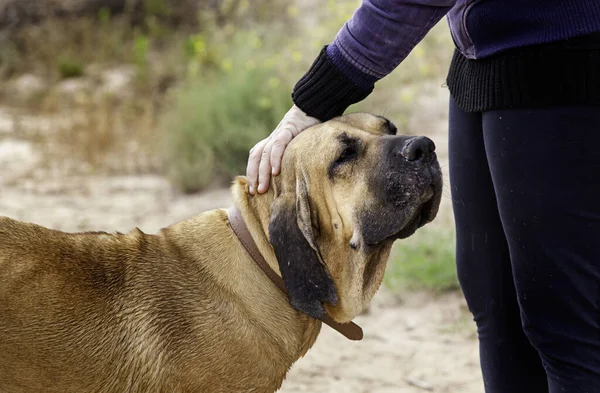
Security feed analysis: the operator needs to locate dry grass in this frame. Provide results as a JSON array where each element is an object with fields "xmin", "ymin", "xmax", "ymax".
[
  {"xmin": 0, "ymin": 1, "xmax": 453, "ymax": 181},
  {"xmin": 16, "ymin": 97, "xmax": 160, "ymax": 175},
  {"xmin": 0, "ymin": 0, "xmax": 297, "ymax": 176}
]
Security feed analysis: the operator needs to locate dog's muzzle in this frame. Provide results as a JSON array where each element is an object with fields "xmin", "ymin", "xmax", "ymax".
[{"xmin": 360, "ymin": 135, "xmax": 443, "ymax": 246}]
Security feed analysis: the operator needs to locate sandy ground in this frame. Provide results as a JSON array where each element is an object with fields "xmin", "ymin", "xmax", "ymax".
[
  {"xmin": 281, "ymin": 290, "xmax": 483, "ymax": 393},
  {"xmin": 0, "ymin": 83, "xmax": 484, "ymax": 392}
]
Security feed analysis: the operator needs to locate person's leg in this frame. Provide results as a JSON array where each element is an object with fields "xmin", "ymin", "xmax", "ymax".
[
  {"xmin": 449, "ymin": 98, "xmax": 549, "ymax": 392},
  {"xmin": 483, "ymin": 105, "xmax": 600, "ymax": 392}
]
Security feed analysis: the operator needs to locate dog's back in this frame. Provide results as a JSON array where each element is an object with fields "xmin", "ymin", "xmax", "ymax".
[
  {"xmin": 0, "ymin": 213, "xmax": 297, "ymax": 393},
  {"xmin": 0, "ymin": 217, "xmax": 171, "ymax": 392}
]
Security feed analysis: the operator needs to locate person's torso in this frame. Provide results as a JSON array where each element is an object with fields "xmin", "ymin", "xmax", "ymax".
[{"xmin": 447, "ymin": 0, "xmax": 600, "ymax": 59}]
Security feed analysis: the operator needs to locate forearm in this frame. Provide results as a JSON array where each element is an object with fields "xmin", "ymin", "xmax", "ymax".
[{"xmin": 292, "ymin": 0, "xmax": 456, "ymax": 120}]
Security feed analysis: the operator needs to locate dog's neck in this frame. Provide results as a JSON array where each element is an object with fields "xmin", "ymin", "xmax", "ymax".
[
  {"xmin": 228, "ymin": 177, "xmax": 364, "ymax": 342},
  {"xmin": 230, "ymin": 178, "xmax": 282, "ymax": 276},
  {"xmin": 228, "ymin": 178, "xmax": 325, "ymax": 354}
]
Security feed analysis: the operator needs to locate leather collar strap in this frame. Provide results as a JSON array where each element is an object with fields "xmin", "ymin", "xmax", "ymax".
[{"xmin": 226, "ymin": 206, "xmax": 363, "ymax": 341}]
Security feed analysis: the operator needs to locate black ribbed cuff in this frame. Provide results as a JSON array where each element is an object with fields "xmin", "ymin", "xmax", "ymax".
[{"xmin": 292, "ymin": 46, "xmax": 374, "ymax": 121}]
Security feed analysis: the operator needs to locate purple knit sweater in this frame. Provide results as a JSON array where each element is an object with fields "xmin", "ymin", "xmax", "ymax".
[{"xmin": 292, "ymin": 0, "xmax": 600, "ymax": 120}]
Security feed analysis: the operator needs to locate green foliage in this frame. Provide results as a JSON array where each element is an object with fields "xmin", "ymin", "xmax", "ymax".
[
  {"xmin": 97, "ymin": 7, "xmax": 111, "ymax": 25},
  {"xmin": 143, "ymin": 0, "xmax": 169, "ymax": 17},
  {"xmin": 133, "ymin": 32, "xmax": 150, "ymax": 82},
  {"xmin": 162, "ymin": 61, "xmax": 292, "ymax": 193},
  {"xmin": 57, "ymin": 58, "xmax": 84, "ymax": 79},
  {"xmin": 160, "ymin": 13, "xmax": 306, "ymax": 193},
  {"xmin": 384, "ymin": 227, "xmax": 459, "ymax": 293}
]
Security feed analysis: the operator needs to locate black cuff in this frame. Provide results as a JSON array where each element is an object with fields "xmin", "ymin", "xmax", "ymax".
[{"xmin": 291, "ymin": 46, "xmax": 374, "ymax": 121}]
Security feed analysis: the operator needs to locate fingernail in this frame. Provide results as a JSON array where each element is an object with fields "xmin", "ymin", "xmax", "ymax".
[
  {"xmin": 249, "ymin": 186, "xmax": 254, "ymax": 194},
  {"xmin": 271, "ymin": 167, "xmax": 276, "ymax": 175}
]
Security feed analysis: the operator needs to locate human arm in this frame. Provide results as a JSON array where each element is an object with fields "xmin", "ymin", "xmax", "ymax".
[{"xmin": 247, "ymin": 0, "xmax": 456, "ymax": 194}]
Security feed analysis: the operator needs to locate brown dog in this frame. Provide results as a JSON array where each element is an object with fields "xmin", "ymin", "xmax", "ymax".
[{"xmin": 0, "ymin": 113, "xmax": 442, "ymax": 393}]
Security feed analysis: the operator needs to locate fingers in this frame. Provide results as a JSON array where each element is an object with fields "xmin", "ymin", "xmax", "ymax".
[
  {"xmin": 257, "ymin": 137, "xmax": 276, "ymax": 194},
  {"xmin": 246, "ymin": 138, "xmax": 269, "ymax": 195},
  {"xmin": 245, "ymin": 128, "xmax": 292, "ymax": 195},
  {"xmin": 270, "ymin": 128, "xmax": 294, "ymax": 177},
  {"xmin": 245, "ymin": 105, "xmax": 321, "ymax": 195}
]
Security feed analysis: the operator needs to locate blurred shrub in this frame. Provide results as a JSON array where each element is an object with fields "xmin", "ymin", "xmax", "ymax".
[
  {"xmin": 157, "ymin": 3, "xmax": 310, "ymax": 193},
  {"xmin": 0, "ymin": 0, "xmax": 296, "ymax": 78},
  {"xmin": 58, "ymin": 58, "xmax": 85, "ymax": 79},
  {"xmin": 384, "ymin": 226, "xmax": 458, "ymax": 293},
  {"xmin": 161, "ymin": 32, "xmax": 293, "ymax": 192},
  {"xmin": 0, "ymin": 0, "xmax": 453, "ymax": 194}
]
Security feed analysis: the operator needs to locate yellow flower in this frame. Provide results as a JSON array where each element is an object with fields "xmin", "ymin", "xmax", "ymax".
[
  {"xmin": 268, "ymin": 77, "xmax": 280, "ymax": 89},
  {"xmin": 221, "ymin": 58, "xmax": 233, "ymax": 72},
  {"xmin": 327, "ymin": 0, "xmax": 336, "ymax": 12},
  {"xmin": 400, "ymin": 89, "xmax": 414, "ymax": 104},
  {"xmin": 221, "ymin": 0, "xmax": 234, "ymax": 11},
  {"xmin": 418, "ymin": 63, "xmax": 431, "ymax": 76},
  {"xmin": 263, "ymin": 56, "xmax": 277, "ymax": 69},
  {"xmin": 187, "ymin": 62, "xmax": 200, "ymax": 78},
  {"xmin": 239, "ymin": 0, "xmax": 249, "ymax": 13},
  {"xmin": 194, "ymin": 38, "xmax": 206, "ymax": 55},
  {"xmin": 413, "ymin": 46, "xmax": 425, "ymax": 59},
  {"xmin": 287, "ymin": 5, "xmax": 298, "ymax": 18},
  {"xmin": 258, "ymin": 97, "xmax": 272, "ymax": 109},
  {"xmin": 251, "ymin": 35, "xmax": 262, "ymax": 49}
]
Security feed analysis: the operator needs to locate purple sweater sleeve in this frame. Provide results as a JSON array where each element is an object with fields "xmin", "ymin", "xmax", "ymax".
[{"xmin": 292, "ymin": 0, "xmax": 456, "ymax": 120}]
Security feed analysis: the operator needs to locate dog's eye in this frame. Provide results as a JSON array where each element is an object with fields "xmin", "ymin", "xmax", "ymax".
[
  {"xmin": 385, "ymin": 119, "xmax": 397, "ymax": 135},
  {"xmin": 335, "ymin": 146, "xmax": 357, "ymax": 166},
  {"xmin": 328, "ymin": 133, "xmax": 360, "ymax": 178}
]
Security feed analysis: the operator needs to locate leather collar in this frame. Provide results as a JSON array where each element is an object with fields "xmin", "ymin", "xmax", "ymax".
[{"xmin": 226, "ymin": 206, "xmax": 363, "ymax": 341}]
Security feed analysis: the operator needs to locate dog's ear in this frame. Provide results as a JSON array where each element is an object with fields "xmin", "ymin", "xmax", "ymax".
[{"xmin": 268, "ymin": 178, "xmax": 338, "ymax": 320}]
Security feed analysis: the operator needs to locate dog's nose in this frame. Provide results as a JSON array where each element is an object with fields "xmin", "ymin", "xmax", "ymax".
[{"xmin": 399, "ymin": 136, "xmax": 436, "ymax": 162}]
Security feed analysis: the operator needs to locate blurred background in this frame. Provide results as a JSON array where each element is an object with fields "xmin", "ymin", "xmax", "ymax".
[{"xmin": 0, "ymin": 0, "xmax": 482, "ymax": 391}]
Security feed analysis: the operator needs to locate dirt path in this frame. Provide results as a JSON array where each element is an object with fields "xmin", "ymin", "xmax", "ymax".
[{"xmin": 282, "ymin": 291, "xmax": 482, "ymax": 393}]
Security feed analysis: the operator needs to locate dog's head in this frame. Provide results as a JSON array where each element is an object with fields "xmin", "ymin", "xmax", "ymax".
[{"xmin": 250, "ymin": 113, "xmax": 442, "ymax": 323}]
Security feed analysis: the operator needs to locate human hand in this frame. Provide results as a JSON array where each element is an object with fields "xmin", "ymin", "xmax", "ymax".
[{"xmin": 246, "ymin": 105, "xmax": 320, "ymax": 195}]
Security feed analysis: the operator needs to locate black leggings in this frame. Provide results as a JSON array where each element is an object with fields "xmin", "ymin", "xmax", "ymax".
[{"xmin": 449, "ymin": 98, "xmax": 600, "ymax": 393}]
